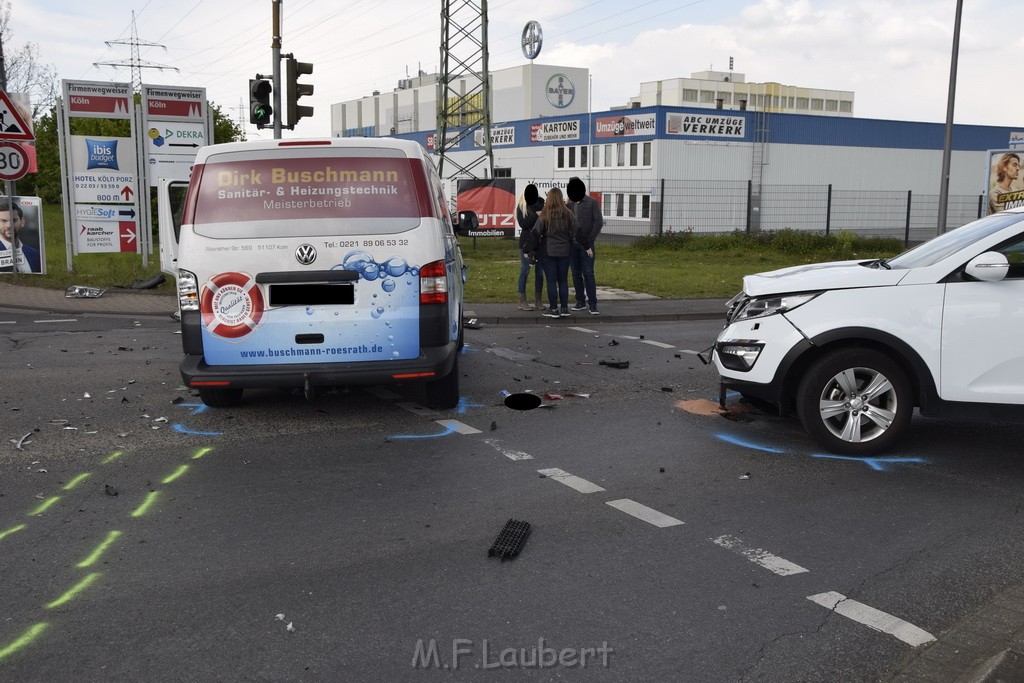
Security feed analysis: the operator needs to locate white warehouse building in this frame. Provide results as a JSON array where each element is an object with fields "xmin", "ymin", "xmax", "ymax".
[{"xmin": 331, "ymin": 64, "xmax": 1021, "ymax": 239}]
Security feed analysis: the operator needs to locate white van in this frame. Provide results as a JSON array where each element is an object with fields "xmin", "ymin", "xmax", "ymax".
[{"xmin": 158, "ymin": 138, "xmax": 472, "ymax": 409}]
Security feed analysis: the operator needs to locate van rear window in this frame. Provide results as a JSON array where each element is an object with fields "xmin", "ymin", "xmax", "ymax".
[{"xmin": 185, "ymin": 155, "xmax": 435, "ymax": 236}]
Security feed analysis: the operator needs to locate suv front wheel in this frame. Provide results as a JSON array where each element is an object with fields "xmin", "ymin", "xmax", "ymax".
[{"xmin": 796, "ymin": 348, "xmax": 912, "ymax": 455}]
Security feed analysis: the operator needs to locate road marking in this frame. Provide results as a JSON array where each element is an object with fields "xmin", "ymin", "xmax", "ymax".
[
  {"xmin": 161, "ymin": 464, "xmax": 190, "ymax": 484},
  {"xmin": 569, "ymin": 326, "xmax": 598, "ymax": 334},
  {"xmin": 484, "ymin": 438, "xmax": 533, "ymax": 460},
  {"xmin": 641, "ymin": 339, "xmax": 675, "ymax": 349},
  {"xmin": 606, "ymin": 499, "xmax": 684, "ymax": 527},
  {"xmin": 436, "ymin": 419, "xmax": 482, "ymax": 435},
  {"xmin": 131, "ymin": 491, "xmax": 159, "ymax": 518},
  {"xmin": 678, "ymin": 349, "xmax": 701, "ymax": 355},
  {"xmin": 62, "ymin": 472, "xmax": 92, "ymax": 491},
  {"xmin": 397, "ymin": 402, "xmax": 435, "ymax": 417},
  {"xmin": 0, "ymin": 320, "xmax": 15, "ymax": 324},
  {"xmin": 367, "ymin": 386, "xmax": 402, "ymax": 400},
  {"xmin": 0, "ymin": 523, "xmax": 27, "ymax": 541},
  {"xmin": 45, "ymin": 572, "xmax": 101, "ymax": 609},
  {"xmin": 0, "ymin": 623, "xmax": 48, "ymax": 661},
  {"xmin": 807, "ymin": 591, "xmax": 936, "ymax": 647},
  {"xmin": 172, "ymin": 424, "xmax": 222, "ymax": 436},
  {"xmin": 712, "ymin": 535, "xmax": 809, "ymax": 576},
  {"xmin": 538, "ymin": 468, "xmax": 606, "ymax": 493},
  {"xmin": 33, "ymin": 319, "xmax": 77, "ymax": 324},
  {"xmin": 101, "ymin": 450, "xmax": 125, "ymax": 464},
  {"xmin": 28, "ymin": 496, "xmax": 59, "ymax": 517},
  {"xmin": 618, "ymin": 335, "xmax": 640, "ymax": 340},
  {"xmin": 76, "ymin": 530, "xmax": 122, "ymax": 568}
]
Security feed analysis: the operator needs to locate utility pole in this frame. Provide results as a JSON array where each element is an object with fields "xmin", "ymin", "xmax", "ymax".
[
  {"xmin": 937, "ymin": 0, "xmax": 963, "ymax": 234},
  {"xmin": 272, "ymin": 0, "xmax": 282, "ymax": 139}
]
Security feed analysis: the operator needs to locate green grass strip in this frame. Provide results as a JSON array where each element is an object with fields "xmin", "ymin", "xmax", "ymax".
[
  {"xmin": 130, "ymin": 491, "xmax": 159, "ymax": 518},
  {"xmin": 76, "ymin": 530, "xmax": 122, "ymax": 568},
  {"xmin": 27, "ymin": 497, "xmax": 59, "ymax": 517},
  {"xmin": 45, "ymin": 573, "xmax": 101, "ymax": 609},
  {"xmin": 101, "ymin": 450, "xmax": 125, "ymax": 464},
  {"xmin": 62, "ymin": 472, "xmax": 92, "ymax": 491},
  {"xmin": 0, "ymin": 524, "xmax": 27, "ymax": 541},
  {"xmin": 191, "ymin": 446, "xmax": 213, "ymax": 460},
  {"xmin": 161, "ymin": 464, "xmax": 189, "ymax": 485},
  {"xmin": 0, "ymin": 622, "xmax": 48, "ymax": 661}
]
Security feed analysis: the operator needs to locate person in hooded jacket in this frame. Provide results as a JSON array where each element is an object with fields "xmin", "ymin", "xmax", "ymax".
[
  {"xmin": 566, "ymin": 177, "xmax": 604, "ymax": 314},
  {"xmin": 515, "ymin": 184, "xmax": 545, "ymax": 310},
  {"xmin": 524, "ymin": 187, "xmax": 577, "ymax": 318}
]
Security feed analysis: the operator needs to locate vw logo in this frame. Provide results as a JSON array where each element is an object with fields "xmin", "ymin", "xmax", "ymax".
[{"xmin": 295, "ymin": 244, "xmax": 317, "ymax": 265}]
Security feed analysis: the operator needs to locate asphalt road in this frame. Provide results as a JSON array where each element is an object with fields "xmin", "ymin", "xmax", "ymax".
[{"xmin": 2, "ymin": 311, "xmax": 1024, "ymax": 681}]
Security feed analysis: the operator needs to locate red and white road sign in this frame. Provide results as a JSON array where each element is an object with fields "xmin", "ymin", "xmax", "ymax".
[
  {"xmin": 0, "ymin": 140, "xmax": 30, "ymax": 180},
  {"xmin": 0, "ymin": 91, "xmax": 34, "ymax": 141},
  {"xmin": 119, "ymin": 223, "xmax": 138, "ymax": 252}
]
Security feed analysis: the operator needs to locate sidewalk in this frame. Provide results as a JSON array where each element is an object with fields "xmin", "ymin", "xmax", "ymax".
[{"xmin": 0, "ymin": 280, "xmax": 729, "ymax": 322}]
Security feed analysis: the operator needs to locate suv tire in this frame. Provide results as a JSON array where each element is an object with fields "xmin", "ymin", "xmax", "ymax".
[{"xmin": 796, "ymin": 348, "xmax": 912, "ymax": 455}]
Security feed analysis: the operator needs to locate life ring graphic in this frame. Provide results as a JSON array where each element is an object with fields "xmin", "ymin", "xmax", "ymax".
[{"xmin": 200, "ymin": 272, "xmax": 265, "ymax": 339}]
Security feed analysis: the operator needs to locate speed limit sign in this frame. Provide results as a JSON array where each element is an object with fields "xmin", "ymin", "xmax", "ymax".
[{"xmin": 0, "ymin": 140, "xmax": 29, "ymax": 181}]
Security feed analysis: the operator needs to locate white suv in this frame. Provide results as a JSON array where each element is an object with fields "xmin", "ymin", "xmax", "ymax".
[{"xmin": 713, "ymin": 208, "xmax": 1024, "ymax": 455}]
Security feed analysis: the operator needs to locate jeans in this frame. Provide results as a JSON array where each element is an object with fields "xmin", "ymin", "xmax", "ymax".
[
  {"xmin": 540, "ymin": 253, "xmax": 571, "ymax": 310},
  {"xmin": 570, "ymin": 243, "xmax": 597, "ymax": 308},
  {"xmin": 517, "ymin": 253, "xmax": 544, "ymax": 297}
]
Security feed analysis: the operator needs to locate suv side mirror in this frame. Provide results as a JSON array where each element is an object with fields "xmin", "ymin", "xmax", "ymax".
[
  {"xmin": 965, "ymin": 251, "xmax": 1009, "ymax": 281},
  {"xmin": 455, "ymin": 210, "xmax": 478, "ymax": 236}
]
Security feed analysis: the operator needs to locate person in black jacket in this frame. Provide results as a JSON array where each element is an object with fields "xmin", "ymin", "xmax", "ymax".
[
  {"xmin": 524, "ymin": 187, "xmax": 578, "ymax": 318},
  {"xmin": 566, "ymin": 177, "xmax": 604, "ymax": 314},
  {"xmin": 515, "ymin": 184, "xmax": 545, "ymax": 310}
]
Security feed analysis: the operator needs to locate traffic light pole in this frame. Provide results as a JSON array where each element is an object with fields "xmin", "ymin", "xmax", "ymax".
[{"xmin": 272, "ymin": 0, "xmax": 283, "ymax": 139}]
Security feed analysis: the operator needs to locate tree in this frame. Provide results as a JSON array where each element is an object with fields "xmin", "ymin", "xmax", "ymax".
[{"xmin": 0, "ymin": 1, "xmax": 58, "ymax": 116}]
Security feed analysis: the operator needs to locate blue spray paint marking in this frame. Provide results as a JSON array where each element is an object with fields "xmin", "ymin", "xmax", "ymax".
[
  {"xmin": 715, "ymin": 432, "xmax": 786, "ymax": 453},
  {"xmin": 459, "ymin": 343, "xmax": 478, "ymax": 354},
  {"xmin": 811, "ymin": 454, "xmax": 927, "ymax": 471},
  {"xmin": 389, "ymin": 423, "xmax": 458, "ymax": 440},
  {"xmin": 176, "ymin": 402, "xmax": 209, "ymax": 416},
  {"xmin": 172, "ymin": 424, "xmax": 223, "ymax": 437},
  {"xmin": 455, "ymin": 396, "xmax": 484, "ymax": 415}
]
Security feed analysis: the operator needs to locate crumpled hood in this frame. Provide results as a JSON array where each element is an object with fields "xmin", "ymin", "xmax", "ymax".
[{"xmin": 743, "ymin": 259, "xmax": 907, "ymax": 297}]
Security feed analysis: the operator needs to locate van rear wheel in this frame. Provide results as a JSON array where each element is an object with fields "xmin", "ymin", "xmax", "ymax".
[
  {"xmin": 425, "ymin": 356, "xmax": 460, "ymax": 410},
  {"xmin": 197, "ymin": 386, "xmax": 243, "ymax": 408}
]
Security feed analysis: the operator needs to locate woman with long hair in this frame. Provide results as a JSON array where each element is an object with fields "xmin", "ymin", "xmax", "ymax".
[
  {"xmin": 515, "ymin": 184, "xmax": 545, "ymax": 310},
  {"xmin": 524, "ymin": 187, "xmax": 578, "ymax": 318}
]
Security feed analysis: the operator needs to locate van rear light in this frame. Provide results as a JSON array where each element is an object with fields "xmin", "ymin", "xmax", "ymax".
[
  {"xmin": 277, "ymin": 140, "xmax": 331, "ymax": 146},
  {"xmin": 178, "ymin": 269, "xmax": 199, "ymax": 311},
  {"xmin": 419, "ymin": 260, "xmax": 448, "ymax": 305},
  {"xmin": 190, "ymin": 381, "xmax": 231, "ymax": 387}
]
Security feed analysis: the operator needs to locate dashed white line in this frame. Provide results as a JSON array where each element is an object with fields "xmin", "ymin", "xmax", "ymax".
[
  {"xmin": 640, "ymin": 339, "xmax": 675, "ymax": 349},
  {"xmin": 606, "ymin": 499, "xmax": 684, "ymax": 527},
  {"xmin": 677, "ymin": 349, "xmax": 701, "ymax": 355},
  {"xmin": 396, "ymin": 402, "xmax": 435, "ymax": 417},
  {"xmin": 366, "ymin": 386, "xmax": 402, "ymax": 400},
  {"xmin": 0, "ymin": 320, "xmax": 15, "ymax": 325},
  {"xmin": 569, "ymin": 326, "xmax": 598, "ymax": 334},
  {"xmin": 436, "ymin": 419, "xmax": 481, "ymax": 435},
  {"xmin": 484, "ymin": 438, "xmax": 533, "ymax": 460},
  {"xmin": 538, "ymin": 468, "xmax": 605, "ymax": 493},
  {"xmin": 712, "ymin": 535, "xmax": 809, "ymax": 576},
  {"xmin": 807, "ymin": 591, "xmax": 936, "ymax": 647},
  {"xmin": 34, "ymin": 319, "xmax": 78, "ymax": 324},
  {"xmin": 618, "ymin": 335, "xmax": 641, "ymax": 340}
]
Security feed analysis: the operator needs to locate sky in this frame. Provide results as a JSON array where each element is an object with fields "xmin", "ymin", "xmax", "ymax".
[{"xmin": 11, "ymin": 0, "xmax": 1024, "ymax": 140}]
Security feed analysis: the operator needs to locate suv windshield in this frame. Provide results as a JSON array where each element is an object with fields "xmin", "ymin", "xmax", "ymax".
[{"xmin": 885, "ymin": 212, "xmax": 1024, "ymax": 269}]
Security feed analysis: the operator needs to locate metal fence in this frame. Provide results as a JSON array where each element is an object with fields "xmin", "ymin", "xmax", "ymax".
[{"xmin": 533, "ymin": 177, "xmax": 986, "ymax": 244}]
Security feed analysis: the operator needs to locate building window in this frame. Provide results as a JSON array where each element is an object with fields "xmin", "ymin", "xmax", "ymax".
[
  {"xmin": 811, "ymin": 98, "xmax": 824, "ymax": 110},
  {"xmin": 602, "ymin": 193, "xmax": 613, "ymax": 216},
  {"xmin": 825, "ymin": 99, "xmax": 838, "ymax": 112},
  {"xmin": 568, "ymin": 147, "xmax": 576, "ymax": 167},
  {"xmin": 641, "ymin": 195, "xmax": 651, "ymax": 219},
  {"xmin": 787, "ymin": 96, "xmax": 795, "ymax": 108},
  {"xmin": 604, "ymin": 144, "xmax": 613, "ymax": 167},
  {"xmin": 580, "ymin": 145, "xmax": 588, "ymax": 168},
  {"xmin": 700, "ymin": 90, "xmax": 715, "ymax": 104},
  {"xmin": 643, "ymin": 142, "xmax": 652, "ymax": 166},
  {"xmin": 493, "ymin": 167, "xmax": 511, "ymax": 178},
  {"xmin": 592, "ymin": 145, "xmax": 601, "ymax": 168},
  {"xmin": 629, "ymin": 143, "xmax": 638, "ymax": 166},
  {"xmin": 557, "ymin": 147, "xmax": 565, "ymax": 168},
  {"xmin": 683, "ymin": 89, "xmax": 698, "ymax": 102},
  {"xmin": 616, "ymin": 143, "xmax": 625, "ymax": 167},
  {"xmin": 718, "ymin": 92, "xmax": 732, "ymax": 104},
  {"xmin": 840, "ymin": 100, "xmax": 853, "ymax": 113},
  {"xmin": 796, "ymin": 97, "xmax": 809, "ymax": 109},
  {"xmin": 628, "ymin": 194, "xmax": 637, "ymax": 217},
  {"xmin": 615, "ymin": 193, "xmax": 624, "ymax": 217}
]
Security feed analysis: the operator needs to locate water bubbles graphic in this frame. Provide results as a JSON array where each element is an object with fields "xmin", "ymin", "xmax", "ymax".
[
  {"xmin": 382, "ymin": 278, "xmax": 396, "ymax": 293},
  {"xmin": 363, "ymin": 263, "xmax": 381, "ymax": 281},
  {"xmin": 383, "ymin": 256, "xmax": 408, "ymax": 277},
  {"xmin": 305, "ymin": 307, "xmax": 314, "ymax": 316},
  {"xmin": 392, "ymin": 351, "xmax": 401, "ymax": 358}
]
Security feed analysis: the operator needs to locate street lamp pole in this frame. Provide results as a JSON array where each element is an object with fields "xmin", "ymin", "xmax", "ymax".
[{"xmin": 937, "ymin": 0, "xmax": 963, "ymax": 234}]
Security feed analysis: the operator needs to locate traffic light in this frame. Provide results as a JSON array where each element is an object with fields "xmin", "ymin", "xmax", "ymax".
[
  {"xmin": 249, "ymin": 78, "xmax": 273, "ymax": 128},
  {"xmin": 285, "ymin": 57, "xmax": 314, "ymax": 127}
]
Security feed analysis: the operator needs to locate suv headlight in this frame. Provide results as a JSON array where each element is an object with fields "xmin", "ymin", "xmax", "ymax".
[{"xmin": 732, "ymin": 292, "xmax": 820, "ymax": 322}]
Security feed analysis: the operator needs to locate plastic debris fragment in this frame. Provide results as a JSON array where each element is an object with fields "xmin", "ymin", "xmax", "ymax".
[
  {"xmin": 488, "ymin": 519, "xmax": 531, "ymax": 560},
  {"xmin": 65, "ymin": 285, "xmax": 106, "ymax": 299}
]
